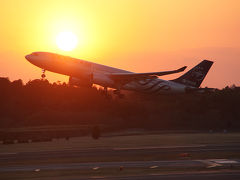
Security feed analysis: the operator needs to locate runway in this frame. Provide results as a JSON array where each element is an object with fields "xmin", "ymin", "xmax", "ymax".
[
  {"xmin": 1, "ymin": 143, "xmax": 240, "ymax": 163},
  {"xmin": 0, "ymin": 160, "xmax": 206, "ymax": 172},
  {"xmin": 0, "ymin": 159, "xmax": 240, "ymax": 172},
  {"xmin": 1, "ymin": 139, "xmax": 240, "ymax": 179}
]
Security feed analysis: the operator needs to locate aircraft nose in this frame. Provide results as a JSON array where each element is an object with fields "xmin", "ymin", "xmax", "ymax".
[{"xmin": 25, "ymin": 54, "xmax": 31, "ymax": 61}]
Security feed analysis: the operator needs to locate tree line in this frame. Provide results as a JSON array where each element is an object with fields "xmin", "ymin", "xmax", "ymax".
[{"xmin": 0, "ymin": 77, "xmax": 239, "ymax": 131}]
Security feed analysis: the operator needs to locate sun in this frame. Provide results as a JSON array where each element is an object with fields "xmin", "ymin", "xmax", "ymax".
[{"xmin": 56, "ymin": 31, "xmax": 78, "ymax": 51}]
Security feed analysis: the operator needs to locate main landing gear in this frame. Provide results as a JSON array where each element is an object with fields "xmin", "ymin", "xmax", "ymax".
[
  {"xmin": 41, "ymin": 69, "xmax": 46, "ymax": 79},
  {"xmin": 103, "ymin": 87, "xmax": 125, "ymax": 99},
  {"xmin": 103, "ymin": 87, "xmax": 111, "ymax": 99}
]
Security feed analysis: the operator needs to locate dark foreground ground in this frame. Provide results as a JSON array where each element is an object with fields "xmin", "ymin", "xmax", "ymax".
[{"xmin": 1, "ymin": 133, "xmax": 240, "ymax": 179}]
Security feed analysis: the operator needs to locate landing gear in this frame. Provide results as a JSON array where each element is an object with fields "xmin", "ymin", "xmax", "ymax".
[
  {"xmin": 103, "ymin": 87, "xmax": 111, "ymax": 99},
  {"xmin": 41, "ymin": 69, "xmax": 46, "ymax": 79},
  {"xmin": 104, "ymin": 87, "xmax": 108, "ymax": 95},
  {"xmin": 113, "ymin": 89, "xmax": 125, "ymax": 98}
]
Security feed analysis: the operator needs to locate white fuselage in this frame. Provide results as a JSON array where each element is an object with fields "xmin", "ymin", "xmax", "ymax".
[{"xmin": 25, "ymin": 52, "xmax": 187, "ymax": 94}]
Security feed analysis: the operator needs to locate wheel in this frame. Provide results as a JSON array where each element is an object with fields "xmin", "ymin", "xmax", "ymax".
[{"xmin": 41, "ymin": 73, "xmax": 46, "ymax": 79}]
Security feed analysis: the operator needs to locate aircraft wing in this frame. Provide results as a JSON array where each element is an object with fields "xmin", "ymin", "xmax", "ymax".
[{"xmin": 109, "ymin": 66, "xmax": 187, "ymax": 80}]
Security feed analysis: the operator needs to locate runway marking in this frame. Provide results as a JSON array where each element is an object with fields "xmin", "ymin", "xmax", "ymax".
[
  {"xmin": 207, "ymin": 163, "xmax": 222, "ymax": 168},
  {"xmin": 196, "ymin": 159, "xmax": 221, "ymax": 168},
  {"xmin": 212, "ymin": 159, "xmax": 239, "ymax": 164},
  {"xmin": 197, "ymin": 159, "xmax": 240, "ymax": 168},
  {"xmin": 92, "ymin": 167, "xmax": 100, "ymax": 170},
  {"xmin": 150, "ymin": 166, "xmax": 158, "ymax": 169}
]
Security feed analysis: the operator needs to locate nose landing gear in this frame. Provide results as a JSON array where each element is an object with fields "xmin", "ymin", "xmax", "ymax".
[{"xmin": 41, "ymin": 69, "xmax": 46, "ymax": 79}]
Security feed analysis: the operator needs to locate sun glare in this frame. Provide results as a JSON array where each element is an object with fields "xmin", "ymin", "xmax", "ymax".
[{"xmin": 56, "ymin": 31, "xmax": 78, "ymax": 51}]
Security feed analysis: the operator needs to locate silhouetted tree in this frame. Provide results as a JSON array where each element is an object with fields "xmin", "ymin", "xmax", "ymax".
[
  {"xmin": 0, "ymin": 77, "xmax": 239, "ymax": 132},
  {"xmin": 91, "ymin": 125, "xmax": 101, "ymax": 139}
]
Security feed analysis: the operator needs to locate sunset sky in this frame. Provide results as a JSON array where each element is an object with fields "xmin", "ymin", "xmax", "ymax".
[{"xmin": 0, "ymin": 0, "xmax": 239, "ymax": 88}]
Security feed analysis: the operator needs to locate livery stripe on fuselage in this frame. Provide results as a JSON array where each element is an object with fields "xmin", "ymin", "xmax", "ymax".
[
  {"xmin": 150, "ymin": 85, "xmax": 170, "ymax": 94},
  {"xmin": 137, "ymin": 79, "xmax": 154, "ymax": 86},
  {"xmin": 142, "ymin": 80, "xmax": 164, "ymax": 91}
]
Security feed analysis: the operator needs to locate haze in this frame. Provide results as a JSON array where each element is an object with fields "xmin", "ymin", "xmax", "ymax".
[{"xmin": 0, "ymin": 0, "xmax": 239, "ymax": 88}]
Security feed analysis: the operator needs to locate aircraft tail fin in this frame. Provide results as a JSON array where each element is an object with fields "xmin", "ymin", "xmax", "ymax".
[{"xmin": 172, "ymin": 60, "xmax": 213, "ymax": 88}]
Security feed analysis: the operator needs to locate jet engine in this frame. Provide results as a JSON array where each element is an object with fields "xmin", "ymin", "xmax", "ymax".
[{"xmin": 69, "ymin": 76, "xmax": 93, "ymax": 87}]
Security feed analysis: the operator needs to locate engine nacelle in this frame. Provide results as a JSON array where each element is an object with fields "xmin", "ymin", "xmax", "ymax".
[{"xmin": 69, "ymin": 76, "xmax": 92, "ymax": 87}]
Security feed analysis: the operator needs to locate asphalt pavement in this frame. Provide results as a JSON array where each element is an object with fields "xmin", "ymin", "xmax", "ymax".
[{"xmin": 1, "ymin": 143, "xmax": 240, "ymax": 179}]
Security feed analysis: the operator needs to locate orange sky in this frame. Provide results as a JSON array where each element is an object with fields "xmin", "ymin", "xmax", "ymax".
[{"xmin": 0, "ymin": 0, "xmax": 239, "ymax": 88}]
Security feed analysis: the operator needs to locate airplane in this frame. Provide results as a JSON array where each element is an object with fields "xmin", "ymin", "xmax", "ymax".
[{"xmin": 25, "ymin": 52, "xmax": 213, "ymax": 98}]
